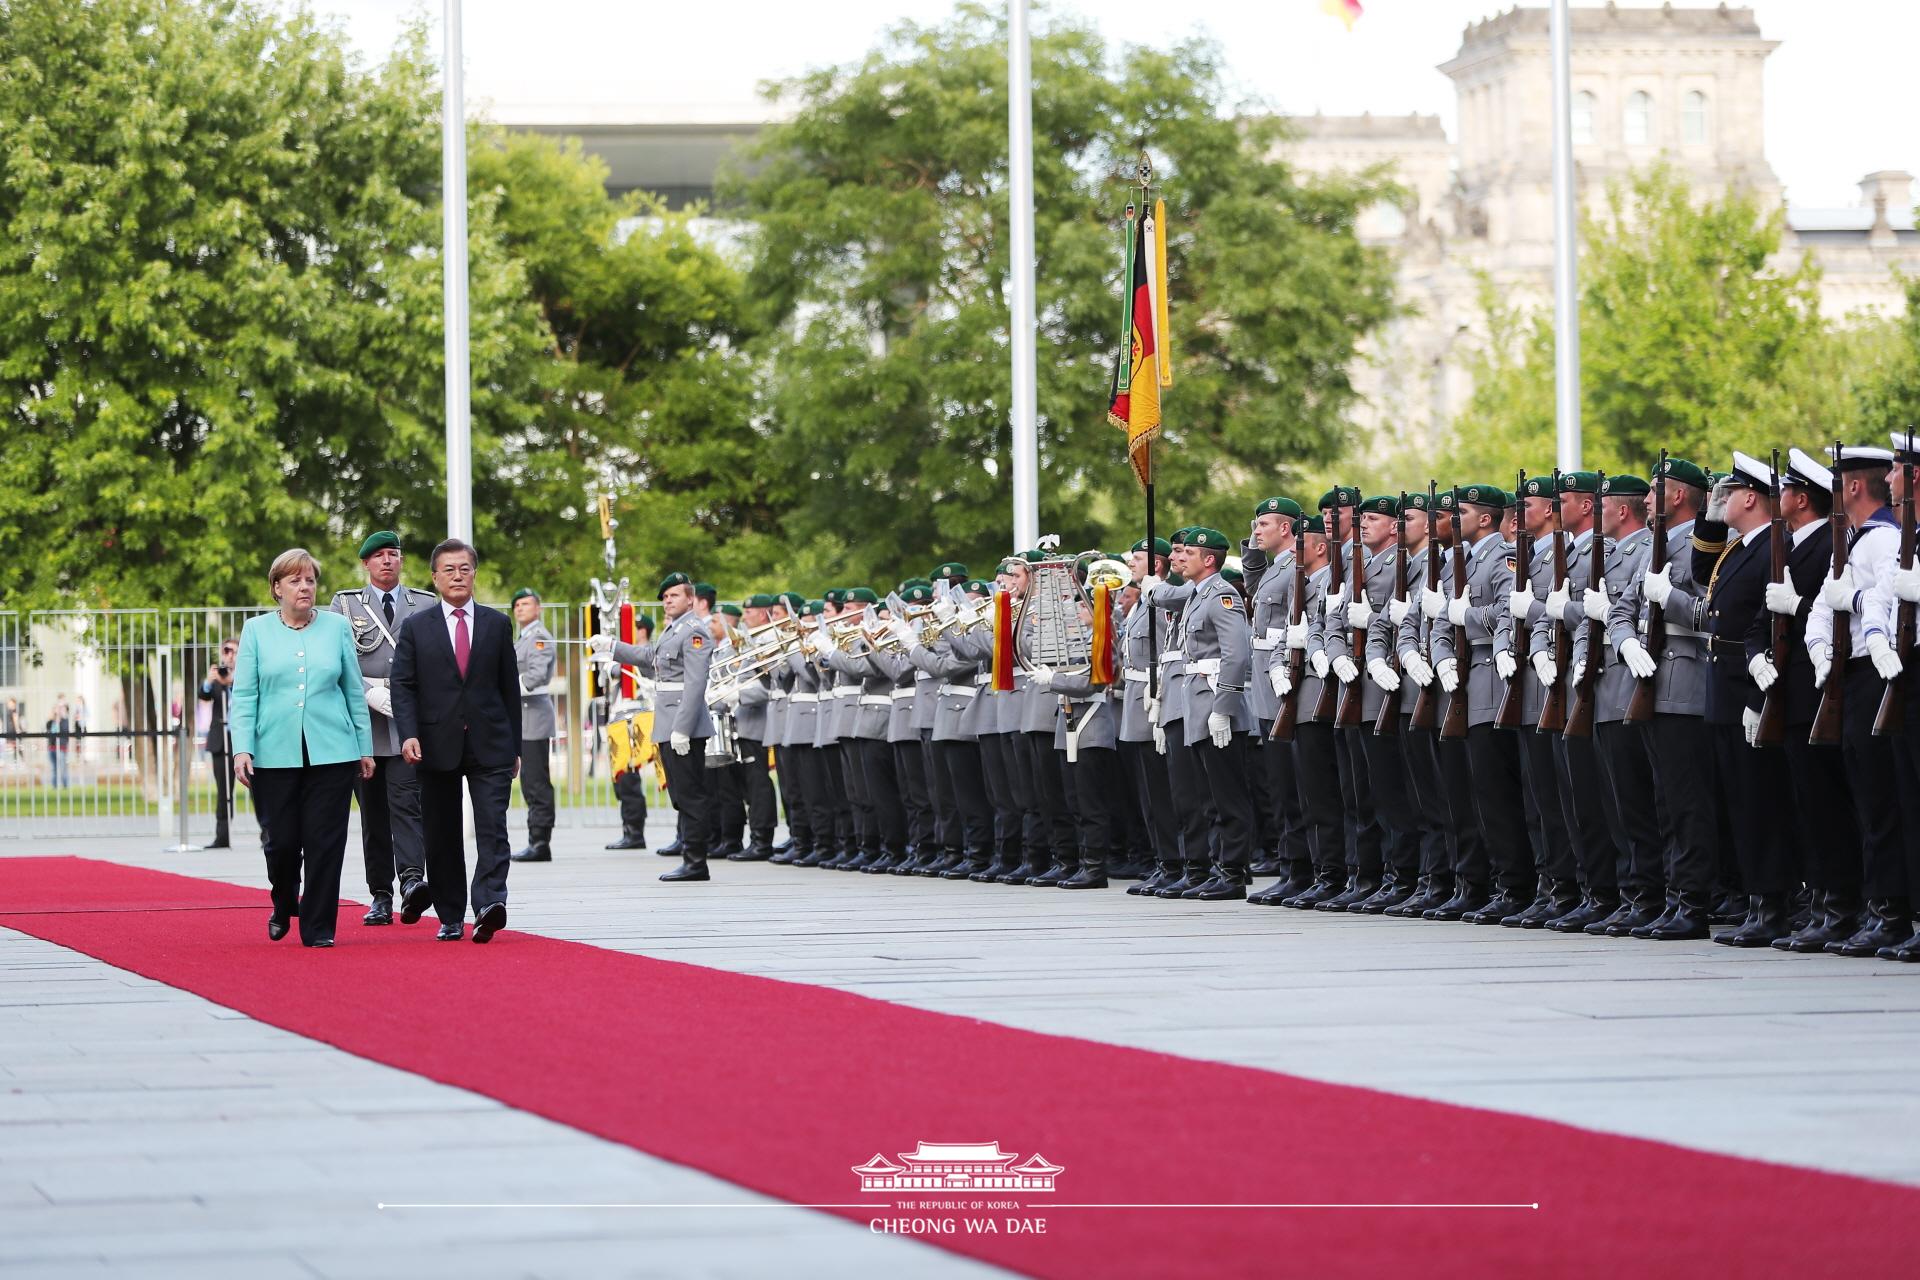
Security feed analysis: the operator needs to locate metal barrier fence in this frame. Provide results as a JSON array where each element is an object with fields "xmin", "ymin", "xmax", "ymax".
[{"xmin": 0, "ymin": 600, "xmax": 666, "ymax": 842}]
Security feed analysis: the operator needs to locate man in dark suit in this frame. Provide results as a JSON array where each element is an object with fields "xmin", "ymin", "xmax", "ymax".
[{"xmin": 391, "ymin": 538, "xmax": 522, "ymax": 943}]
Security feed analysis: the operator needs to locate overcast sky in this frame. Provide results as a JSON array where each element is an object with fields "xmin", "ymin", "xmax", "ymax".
[{"xmin": 313, "ymin": 0, "xmax": 1916, "ymax": 209}]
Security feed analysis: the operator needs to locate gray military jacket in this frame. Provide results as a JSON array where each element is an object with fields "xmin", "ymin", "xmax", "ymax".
[
  {"xmin": 1570, "ymin": 526, "xmax": 1648, "ymax": 724},
  {"xmin": 1298, "ymin": 566, "xmax": 1333, "ymax": 725},
  {"xmin": 1527, "ymin": 529, "xmax": 1609, "ymax": 723},
  {"xmin": 1176, "ymin": 570, "xmax": 1253, "ymax": 746},
  {"xmin": 1431, "ymin": 532, "xmax": 1514, "ymax": 729},
  {"xmin": 611, "ymin": 612, "xmax": 714, "ymax": 744},
  {"xmin": 1049, "ymin": 669, "xmax": 1117, "ymax": 754},
  {"xmin": 781, "ymin": 649, "xmax": 822, "ymax": 748},
  {"xmin": 863, "ymin": 647, "xmax": 920, "ymax": 744},
  {"xmin": 1328, "ymin": 545, "xmax": 1395, "ymax": 721},
  {"xmin": 331, "ymin": 582, "xmax": 439, "ymax": 756},
  {"xmin": 907, "ymin": 635, "xmax": 981, "ymax": 743},
  {"xmin": 947, "ymin": 627, "xmax": 1007, "ymax": 737},
  {"xmin": 1245, "ymin": 547, "xmax": 1295, "ymax": 724},
  {"xmin": 1116, "ymin": 595, "xmax": 1167, "ymax": 743},
  {"xmin": 1374, "ymin": 545, "xmax": 1429, "ymax": 716},
  {"xmin": 516, "ymin": 620, "xmax": 558, "ymax": 740},
  {"xmin": 1605, "ymin": 517, "xmax": 1710, "ymax": 717},
  {"xmin": 1142, "ymin": 580, "xmax": 1195, "ymax": 729}
]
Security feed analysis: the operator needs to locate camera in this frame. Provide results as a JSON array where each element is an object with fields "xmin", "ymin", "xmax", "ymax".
[{"xmin": 216, "ymin": 664, "xmax": 230, "ymax": 677}]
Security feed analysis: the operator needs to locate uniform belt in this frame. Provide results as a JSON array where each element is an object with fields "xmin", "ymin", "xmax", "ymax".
[
  {"xmin": 1124, "ymin": 669, "xmax": 1150, "ymax": 682},
  {"xmin": 859, "ymin": 695, "xmax": 892, "ymax": 707},
  {"xmin": 1251, "ymin": 638, "xmax": 1279, "ymax": 651},
  {"xmin": 889, "ymin": 688, "xmax": 916, "ymax": 701},
  {"xmin": 1158, "ymin": 649, "xmax": 1185, "ymax": 664},
  {"xmin": 915, "ymin": 671, "xmax": 934, "ymax": 681},
  {"xmin": 1187, "ymin": 658, "xmax": 1222, "ymax": 676},
  {"xmin": 656, "ymin": 680, "xmax": 685, "ymax": 692},
  {"xmin": 974, "ymin": 672, "xmax": 994, "ymax": 685},
  {"xmin": 790, "ymin": 692, "xmax": 819, "ymax": 704},
  {"xmin": 833, "ymin": 685, "xmax": 860, "ymax": 697},
  {"xmin": 940, "ymin": 683, "xmax": 978, "ymax": 698},
  {"xmin": 770, "ymin": 690, "xmax": 789, "ymax": 701}
]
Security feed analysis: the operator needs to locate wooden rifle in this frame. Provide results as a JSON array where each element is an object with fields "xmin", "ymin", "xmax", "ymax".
[
  {"xmin": 1312, "ymin": 503, "xmax": 1344, "ymax": 723},
  {"xmin": 1564, "ymin": 471, "xmax": 1607, "ymax": 739},
  {"xmin": 1537, "ymin": 468, "xmax": 1570, "ymax": 733},
  {"xmin": 1272, "ymin": 529, "xmax": 1308, "ymax": 742},
  {"xmin": 1755, "ymin": 450, "xmax": 1791, "ymax": 746},
  {"xmin": 1336, "ymin": 498, "xmax": 1367, "ymax": 727},
  {"xmin": 1374, "ymin": 494, "xmax": 1409, "ymax": 737},
  {"xmin": 1493, "ymin": 468, "xmax": 1531, "ymax": 729},
  {"xmin": 1810, "ymin": 439, "xmax": 1850, "ymax": 745},
  {"xmin": 1874, "ymin": 456, "xmax": 1916, "ymax": 736},
  {"xmin": 1440, "ymin": 486, "xmax": 1472, "ymax": 740},
  {"xmin": 1625, "ymin": 449, "xmax": 1667, "ymax": 724},
  {"xmin": 1410, "ymin": 480, "xmax": 1442, "ymax": 732}
]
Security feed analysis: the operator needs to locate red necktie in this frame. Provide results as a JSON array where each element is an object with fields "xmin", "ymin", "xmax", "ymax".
[{"xmin": 453, "ymin": 607, "xmax": 470, "ymax": 678}]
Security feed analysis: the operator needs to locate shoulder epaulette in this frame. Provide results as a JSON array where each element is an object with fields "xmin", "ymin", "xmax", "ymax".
[{"xmin": 1691, "ymin": 533, "xmax": 1727, "ymax": 555}]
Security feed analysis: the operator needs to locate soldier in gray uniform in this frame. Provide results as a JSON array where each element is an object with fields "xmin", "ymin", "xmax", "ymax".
[
  {"xmin": 775, "ymin": 600, "xmax": 831, "ymax": 866},
  {"xmin": 1029, "ymin": 598, "xmax": 1121, "ymax": 890},
  {"xmin": 1308, "ymin": 489, "xmax": 1385, "ymax": 910},
  {"xmin": 1379, "ymin": 491, "xmax": 1452, "ymax": 915},
  {"xmin": 1143, "ymin": 529, "xmax": 1214, "ymax": 897},
  {"xmin": 1118, "ymin": 538, "xmax": 1182, "ymax": 895},
  {"xmin": 1266, "ymin": 517, "xmax": 1347, "ymax": 907},
  {"xmin": 722, "ymin": 594, "xmax": 782, "ymax": 861},
  {"xmin": 901, "ymin": 580, "xmax": 995, "ymax": 877},
  {"xmin": 589, "ymin": 572, "xmax": 716, "ymax": 882},
  {"xmin": 330, "ymin": 530, "xmax": 438, "ymax": 926},
  {"xmin": 508, "ymin": 588, "xmax": 558, "ymax": 863},
  {"xmin": 865, "ymin": 583, "xmax": 934, "ymax": 873},
  {"xmin": 1240, "ymin": 497, "xmax": 1309, "ymax": 898}
]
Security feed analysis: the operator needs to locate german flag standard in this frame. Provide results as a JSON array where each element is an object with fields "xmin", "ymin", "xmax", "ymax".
[{"xmin": 1107, "ymin": 197, "xmax": 1171, "ymax": 488}]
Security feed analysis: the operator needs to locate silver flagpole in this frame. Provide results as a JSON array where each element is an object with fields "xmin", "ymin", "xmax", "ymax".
[
  {"xmin": 442, "ymin": 0, "xmax": 473, "ymax": 542},
  {"xmin": 1549, "ymin": 0, "xmax": 1581, "ymax": 471},
  {"xmin": 1008, "ymin": 0, "xmax": 1039, "ymax": 550}
]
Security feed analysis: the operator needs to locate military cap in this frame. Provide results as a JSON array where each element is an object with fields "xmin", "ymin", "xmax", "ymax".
[
  {"xmin": 744, "ymin": 592, "xmax": 779, "ymax": 609},
  {"xmin": 931, "ymin": 561, "xmax": 970, "ymax": 584},
  {"xmin": 1725, "ymin": 451, "xmax": 1773, "ymax": 491},
  {"xmin": 1298, "ymin": 515, "xmax": 1326, "ymax": 536},
  {"xmin": 1891, "ymin": 430, "xmax": 1920, "ymax": 461},
  {"xmin": 693, "ymin": 581, "xmax": 718, "ymax": 604},
  {"xmin": 1186, "ymin": 527, "xmax": 1232, "ymax": 553},
  {"xmin": 1400, "ymin": 491, "xmax": 1430, "ymax": 512},
  {"xmin": 961, "ymin": 578, "xmax": 992, "ymax": 595},
  {"xmin": 1457, "ymin": 484, "xmax": 1509, "ymax": 510},
  {"xmin": 1518, "ymin": 474, "xmax": 1555, "ymax": 500},
  {"xmin": 357, "ymin": 530, "xmax": 401, "ymax": 559},
  {"xmin": 1557, "ymin": 471, "xmax": 1602, "ymax": 494},
  {"xmin": 1357, "ymin": 494, "xmax": 1398, "ymax": 517},
  {"xmin": 901, "ymin": 583, "xmax": 933, "ymax": 604},
  {"xmin": 898, "ymin": 577, "xmax": 932, "ymax": 592},
  {"xmin": 823, "ymin": 587, "xmax": 847, "ymax": 606},
  {"xmin": 1317, "ymin": 485, "xmax": 1362, "ymax": 509},
  {"xmin": 1785, "ymin": 447, "xmax": 1833, "ymax": 491},
  {"xmin": 510, "ymin": 587, "xmax": 539, "ymax": 604},
  {"xmin": 1169, "ymin": 527, "xmax": 1192, "ymax": 545},
  {"xmin": 798, "ymin": 599, "xmax": 827, "ymax": 617},
  {"xmin": 1832, "ymin": 444, "xmax": 1895, "ymax": 471},
  {"xmin": 1255, "ymin": 496, "xmax": 1304, "ymax": 519},
  {"xmin": 1221, "ymin": 565, "xmax": 1245, "ymax": 589},
  {"xmin": 718, "ymin": 602, "xmax": 743, "ymax": 618},
  {"xmin": 1015, "ymin": 549, "xmax": 1048, "ymax": 563},
  {"xmin": 657, "ymin": 571, "xmax": 692, "ymax": 598},
  {"xmin": 777, "ymin": 590, "xmax": 806, "ymax": 613},
  {"xmin": 1433, "ymin": 490, "xmax": 1458, "ymax": 512},
  {"xmin": 846, "ymin": 586, "xmax": 879, "ymax": 605},
  {"xmin": 1600, "ymin": 474, "xmax": 1650, "ymax": 497},
  {"xmin": 1131, "ymin": 536, "xmax": 1172, "ymax": 557},
  {"xmin": 1653, "ymin": 457, "xmax": 1710, "ymax": 490}
]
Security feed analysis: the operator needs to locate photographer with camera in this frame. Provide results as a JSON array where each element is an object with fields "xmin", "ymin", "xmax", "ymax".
[{"xmin": 198, "ymin": 637, "xmax": 239, "ymax": 848}]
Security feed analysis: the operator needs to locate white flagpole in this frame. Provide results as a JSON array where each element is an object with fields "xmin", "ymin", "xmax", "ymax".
[
  {"xmin": 1008, "ymin": 0, "xmax": 1039, "ymax": 550},
  {"xmin": 1549, "ymin": 0, "xmax": 1581, "ymax": 471},
  {"xmin": 442, "ymin": 0, "xmax": 473, "ymax": 542}
]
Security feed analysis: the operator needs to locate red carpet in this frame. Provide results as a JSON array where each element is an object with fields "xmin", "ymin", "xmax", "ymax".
[{"xmin": 3, "ymin": 855, "xmax": 1916, "ymax": 1277}]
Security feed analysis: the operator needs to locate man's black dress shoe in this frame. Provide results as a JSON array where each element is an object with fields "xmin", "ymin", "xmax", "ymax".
[
  {"xmin": 510, "ymin": 846, "xmax": 551, "ymax": 863},
  {"xmin": 303, "ymin": 938, "xmax": 334, "ymax": 948},
  {"xmin": 473, "ymin": 902, "xmax": 507, "ymax": 944},
  {"xmin": 267, "ymin": 915, "xmax": 289, "ymax": 941},
  {"xmin": 660, "ymin": 857, "xmax": 711, "ymax": 883},
  {"xmin": 604, "ymin": 833, "xmax": 648, "ymax": 850},
  {"xmin": 436, "ymin": 923, "xmax": 463, "ymax": 941},
  {"xmin": 362, "ymin": 893, "xmax": 393, "ymax": 926},
  {"xmin": 203, "ymin": 837, "xmax": 231, "ymax": 849},
  {"xmin": 656, "ymin": 838, "xmax": 685, "ymax": 858},
  {"xmin": 399, "ymin": 880, "xmax": 432, "ymax": 925}
]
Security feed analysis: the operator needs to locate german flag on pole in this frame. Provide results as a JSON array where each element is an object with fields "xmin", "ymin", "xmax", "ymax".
[{"xmin": 1108, "ymin": 198, "xmax": 1171, "ymax": 488}]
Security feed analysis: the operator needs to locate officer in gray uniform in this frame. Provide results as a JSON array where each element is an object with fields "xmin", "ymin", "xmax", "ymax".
[
  {"xmin": 901, "ymin": 581, "xmax": 994, "ymax": 877},
  {"xmin": 508, "ymin": 588, "xmax": 558, "ymax": 863},
  {"xmin": 1273, "ymin": 516, "xmax": 1349, "ymax": 908},
  {"xmin": 591, "ymin": 571, "xmax": 715, "ymax": 882},
  {"xmin": 1241, "ymin": 497, "xmax": 1309, "ymax": 896},
  {"xmin": 1379, "ymin": 490, "xmax": 1451, "ymax": 915},
  {"xmin": 1118, "ymin": 539, "xmax": 1181, "ymax": 894},
  {"xmin": 775, "ymin": 600, "xmax": 831, "ymax": 866},
  {"xmin": 331, "ymin": 530, "xmax": 438, "ymax": 926},
  {"xmin": 722, "ymin": 594, "xmax": 782, "ymax": 861}
]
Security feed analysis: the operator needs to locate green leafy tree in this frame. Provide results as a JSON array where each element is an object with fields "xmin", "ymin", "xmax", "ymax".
[{"xmin": 728, "ymin": 2, "xmax": 1396, "ymax": 582}]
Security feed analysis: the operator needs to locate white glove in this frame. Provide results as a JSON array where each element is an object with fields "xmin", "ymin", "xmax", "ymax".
[
  {"xmin": 1821, "ymin": 566, "xmax": 1857, "ymax": 614},
  {"xmin": 1494, "ymin": 650, "xmax": 1518, "ymax": 682},
  {"xmin": 801, "ymin": 631, "xmax": 823, "ymax": 656},
  {"xmin": 1139, "ymin": 574, "xmax": 1164, "ymax": 600},
  {"xmin": 1544, "ymin": 583, "xmax": 1571, "ymax": 622},
  {"xmin": 1868, "ymin": 632, "xmax": 1904, "ymax": 681},
  {"xmin": 1437, "ymin": 657, "xmax": 1460, "ymax": 693},
  {"xmin": 1643, "ymin": 563, "xmax": 1675, "ymax": 608},
  {"xmin": 1620, "ymin": 637, "xmax": 1657, "ymax": 680},
  {"xmin": 1742, "ymin": 706, "xmax": 1761, "ymax": 747},
  {"xmin": 1447, "ymin": 591, "xmax": 1470, "ymax": 627},
  {"xmin": 1208, "ymin": 712, "xmax": 1232, "ymax": 749},
  {"xmin": 1810, "ymin": 642, "xmax": 1832, "ymax": 690},
  {"xmin": 1582, "ymin": 584, "xmax": 1610, "ymax": 622},
  {"xmin": 1325, "ymin": 584, "xmax": 1349, "ymax": 614},
  {"xmin": 587, "ymin": 633, "xmax": 613, "ymax": 656},
  {"xmin": 932, "ymin": 596, "xmax": 957, "ymax": 623},
  {"xmin": 1749, "ymin": 652, "xmax": 1778, "ymax": 692},
  {"xmin": 1402, "ymin": 651, "xmax": 1434, "ymax": 687},
  {"xmin": 1367, "ymin": 658, "xmax": 1401, "ymax": 693},
  {"xmin": 1531, "ymin": 651, "xmax": 1558, "ymax": 687},
  {"xmin": 1571, "ymin": 659, "xmax": 1586, "ymax": 687},
  {"xmin": 1286, "ymin": 621, "xmax": 1309, "ymax": 651},
  {"xmin": 1332, "ymin": 655, "xmax": 1359, "ymax": 684},
  {"xmin": 365, "ymin": 685, "xmax": 394, "ymax": 718},
  {"xmin": 1152, "ymin": 724, "xmax": 1167, "ymax": 754},
  {"xmin": 670, "ymin": 731, "xmax": 691, "ymax": 756},
  {"xmin": 888, "ymin": 619, "xmax": 917, "ymax": 649},
  {"xmin": 1508, "ymin": 586, "xmax": 1534, "ymax": 621},
  {"xmin": 1346, "ymin": 595, "xmax": 1373, "ymax": 629},
  {"xmin": 1764, "ymin": 580, "xmax": 1802, "ymax": 617},
  {"xmin": 1390, "ymin": 597, "xmax": 1412, "ymax": 627},
  {"xmin": 1422, "ymin": 587, "xmax": 1447, "ymax": 621},
  {"xmin": 1029, "ymin": 665, "xmax": 1055, "ymax": 690},
  {"xmin": 1896, "ymin": 563, "xmax": 1920, "ymax": 604},
  {"xmin": 1268, "ymin": 665, "xmax": 1291, "ymax": 697},
  {"xmin": 1310, "ymin": 651, "xmax": 1330, "ymax": 681}
]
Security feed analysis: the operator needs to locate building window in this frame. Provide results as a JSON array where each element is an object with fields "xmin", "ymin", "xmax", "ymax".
[
  {"xmin": 1572, "ymin": 90, "xmax": 1596, "ymax": 145},
  {"xmin": 1624, "ymin": 91, "xmax": 1653, "ymax": 146},
  {"xmin": 1683, "ymin": 91, "xmax": 1709, "ymax": 145}
]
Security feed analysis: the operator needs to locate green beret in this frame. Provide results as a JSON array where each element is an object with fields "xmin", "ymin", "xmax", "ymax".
[
  {"xmin": 823, "ymin": 587, "xmax": 847, "ymax": 606},
  {"xmin": 1318, "ymin": 485, "xmax": 1362, "ymax": 510},
  {"xmin": 1164, "ymin": 570, "xmax": 1187, "ymax": 586},
  {"xmin": 1519, "ymin": 474, "xmax": 1553, "ymax": 499},
  {"xmin": 1458, "ymin": 484, "xmax": 1509, "ymax": 510},
  {"xmin": 693, "ymin": 581, "xmax": 717, "ymax": 602},
  {"xmin": 744, "ymin": 592, "xmax": 779, "ymax": 609},
  {"xmin": 846, "ymin": 586, "xmax": 879, "ymax": 605},
  {"xmin": 1400, "ymin": 491, "xmax": 1430, "ymax": 512},
  {"xmin": 1299, "ymin": 515, "xmax": 1326, "ymax": 535},
  {"xmin": 1187, "ymin": 527, "xmax": 1231, "ymax": 553},
  {"xmin": 898, "ymin": 578, "xmax": 932, "ymax": 592},
  {"xmin": 1255, "ymin": 496, "xmax": 1304, "ymax": 519},
  {"xmin": 1358, "ymin": 494, "xmax": 1398, "ymax": 517},
  {"xmin": 658, "ymin": 571, "xmax": 691, "ymax": 598},
  {"xmin": 931, "ymin": 561, "xmax": 969, "ymax": 583},
  {"xmin": 777, "ymin": 591, "xmax": 805, "ymax": 612},
  {"xmin": 799, "ymin": 599, "xmax": 827, "ymax": 617},
  {"xmin": 1016, "ymin": 549, "xmax": 1048, "ymax": 563},
  {"xmin": 1600, "ymin": 474, "xmax": 1650, "ymax": 497},
  {"xmin": 357, "ymin": 530, "xmax": 400, "ymax": 559},
  {"xmin": 718, "ymin": 603, "xmax": 742, "ymax": 618},
  {"xmin": 1655, "ymin": 457, "xmax": 1710, "ymax": 490},
  {"xmin": 1433, "ymin": 490, "xmax": 1458, "ymax": 511},
  {"xmin": 1169, "ymin": 527, "xmax": 1192, "ymax": 545},
  {"xmin": 510, "ymin": 588, "xmax": 539, "ymax": 604},
  {"xmin": 901, "ymin": 584, "xmax": 933, "ymax": 604},
  {"xmin": 1131, "ymin": 536, "xmax": 1172, "ymax": 557},
  {"xmin": 1221, "ymin": 565, "xmax": 1245, "ymax": 589},
  {"xmin": 962, "ymin": 578, "xmax": 992, "ymax": 595},
  {"xmin": 1558, "ymin": 470, "xmax": 1602, "ymax": 495}
]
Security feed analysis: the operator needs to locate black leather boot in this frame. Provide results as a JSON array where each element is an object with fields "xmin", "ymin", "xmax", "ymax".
[
  {"xmin": 1636, "ymin": 892, "xmax": 1711, "ymax": 941},
  {"xmin": 1061, "ymin": 853, "xmax": 1109, "ymax": 890},
  {"xmin": 769, "ymin": 843, "xmax": 804, "ymax": 865},
  {"xmin": 1773, "ymin": 892, "xmax": 1859, "ymax": 952},
  {"xmin": 1826, "ymin": 899, "xmax": 1913, "ymax": 957},
  {"xmin": 1000, "ymin": 853, "xmax": 1049, "ymax": 885},
  {"xmin": 1464, "ymin": 885, "xmax": 1531, "ymax": 925},
  {"xmin": 1186, "ymin": 864, "xmax": 1249, "ymax": 901},
  {"xmin": 1354, "ymin": 875, "xmax": 1414, "ymax": 915},
  {"xmin": 1315, "ymin": 874, "xmax": 1378, "ymax": 912},
  {"xmin": 1128, "ymin": 861, "xmax": 1175, "ymax": 896},
  {"xmin": 731, "ymin": 841, "xmax": 775, "ymax": 862},
  {"xmin": 361, "ymin": 892, "xmax": 393, "ymax": 926},
  {"xmin": 1028, "ymin": 855, "xmax": 1076, "ymax": 887},
  {"xmin": 1284, "ymin": 868, "xmax": 1346, "ymax": 910},
  {"xmin": 656, "ymin": 837, "xmax": 684, "ymax": 858},
  {"xmin": 1715, "ymin": 893, "xmax": 1790, "ymax": 947},
  {"xmin": 1590, "ymin": 893, "xmax": 1659, "ymax": 936},
  {"xmin": 1510, "ymin": 878, "xmax": 1581, "ymax": 929},
  {"xmin": 660, "ymin": 855, "xmax": 710, "ymax": 882},
  {"xmin": 1424, "ymin": 880, "xmax": 1489, "ymax": 921},
  {"xmin": 1156, "ymin": 863, "xmax": 1210, "ymax": 898},
  {"xmin": 1546, "ymin": 892, "xmax": 1616, "ymax": 934},
  {"xmin": 1391, "ymin": 874, "xmax": 1453, "ymax": 918},
  {"xmin": 604, "ymin": 831, "xmax": 648, "ymax": 850},
  {"xmin": 1709, "ymin": 889, "xmax": 1746, "ymax": 925}
]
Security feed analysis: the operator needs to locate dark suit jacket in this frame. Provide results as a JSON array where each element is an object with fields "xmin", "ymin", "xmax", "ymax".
[
  {"xmin": 1744, "ymin": 528, "xmax": 1828, "ymax": 729},
  {"xmin": 1704, "ymin": 533, "xmax": 1771, "ymax": 726},
  {"xmin": 391, "ymin": 602, "xmax": 522, "ymax": 771}
]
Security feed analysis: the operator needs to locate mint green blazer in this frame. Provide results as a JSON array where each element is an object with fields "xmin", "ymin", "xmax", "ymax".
[{"xmin": 229, "ymin": 611, "xmax": 373, "ymax": 767}]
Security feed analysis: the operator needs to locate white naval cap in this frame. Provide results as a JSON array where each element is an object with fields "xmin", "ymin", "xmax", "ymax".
[
  {"xmin": 1726, "ymin": 450, "xmax": 1774, "ymax": 491},
  {"xmin": 1784, "ymin": 447, "xmax": 1834, "ymax": 491},
  {"xmin": 1892, "ymin": 429, "xmax": 1920, "ymax": 459},
  {"xmin": 1830, "ymin": 443, "xmax": 1895, "ymax": 470}
]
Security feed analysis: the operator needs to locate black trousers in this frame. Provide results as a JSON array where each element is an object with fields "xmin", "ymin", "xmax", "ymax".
[
  {"xmin": 657, "ymin": 737, "xmax": 714, "ymax": 861},
  {"xmin": 1595, "ymin": 720, "xmax": 1664, "ymax": 902},
  {"xmin": 1645, "ymin": 713, "xmax": 1717, "ymax": 898},
  {"xmin": 713, "ymin": 747, "xmax": 745, "ymax": 845},
  {"xmin": 1894, "ymin": 677, "xmax": 1920, "ymax": 898},
  {"xmin": 893, "ymin": 737, "xmax": 932, "ymax": 852},
  {"xmin": 1400, "ymin": 725, "xmax": 1451, "ymax": 878},
  {"xmin": 932, "ymin": 738, "xmax": 994, "ymax": 856},
  {"xmin": 736, "ymin": 737, "xmax": 777, "ymax": 846},
  {"xmin": 1022, "ymin": 731, "xmax": 1076, "ymax": 865},
  {"xmin": 417, "ymin": 742, "xmax": 515, "ymax": 926},
  {"xmin": 978, "ymin": 733, "xmax": 1025, "ymax": 861},
  {"xmin": 1333, "ymin": 726, "xmax": 1382, "ymax": 878},
  {"xmin": 1519, "ymin": 728, "xmax": 1574, "ymax": 884},
  {"xmin": 1290, "ymin": 722, "xmax": 1346, "ymax": 875},
  {"xmin": 209, "ymin": 749, "xmax": 235, "ymax": 842},
  {"xmin": 1465, "ymin": 725, "xmax": 1531, "ymax": 892},
  {"xmin": 253, "ymin": 759, "xmax": 355, "ymax": 945},
  {"xmin": 1120, "ymin": 738, "xmax": 1179, "ymax": 866},
  {"xmin": 1359, "ymin": 728, "xmax": 1420, "ymax": 880},
  {"xmin": 792, "ymin": 744, "xmax": 836, "ymax": 855},
  {"xmin": 519, "ymin": 738, "xmax": 554, "ymax": 843},
  {"xmin": 1164, "ymin": 725, "xmax": 1213, "ymax": 868},
  {"xmin": 614, "ymin": 769, "xmax": 649, "ymax": 840},
  {"xmin": 835, "ymin": 740, "xmax": 873, "ymax": 854},
  {"xmin": 775, "ymin": 746, "xmax": 807, "ymax": 848},
  {"xmin": 815, "ymin": 743, "xmax": 852, "ymax": 852},
  {"xmin": 1554, "ymin": 731, "xmax": 1618, "ymax": 894},
  {"xmin": 1116, "ymin": 737, "xmax": 1153, "ymax": 862},
  {"xmin": 1436, "ymin": 732, "xmax": 1485, "ymax": 887},
  {"xmin": 1254, "ymin": 733, "xmax": 1310, "ymax": 866},
  {"xmin": 355, "ymin": 753, "xmax": 424, "ymax": 898},
  {"xmin": 1714, "ymin": 725, "xmax": 1797, "ymax": 897},
  {"xmin": 920, "ymin": 728, "xmax": 951, "ymax": 852},
  {"xmin": 855, "ymin": 736, "xmax": 907, "ymax": 853},
  {"xmin": 1194, "ymin": 733, "xmax": 1257, "ymax": 870},
  {"xmin": 1067, "ymin": 744, "xmax": 1121, "ymax": 865},
  {"xmin": 1840, "ymin": 661, "xmax": 1909, "ymax": 899}
]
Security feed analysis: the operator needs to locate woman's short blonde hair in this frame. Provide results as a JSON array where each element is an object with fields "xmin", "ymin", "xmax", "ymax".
[{"xmin": 268, "ymin": 548, "xmax": 321, "ymax": 601}]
